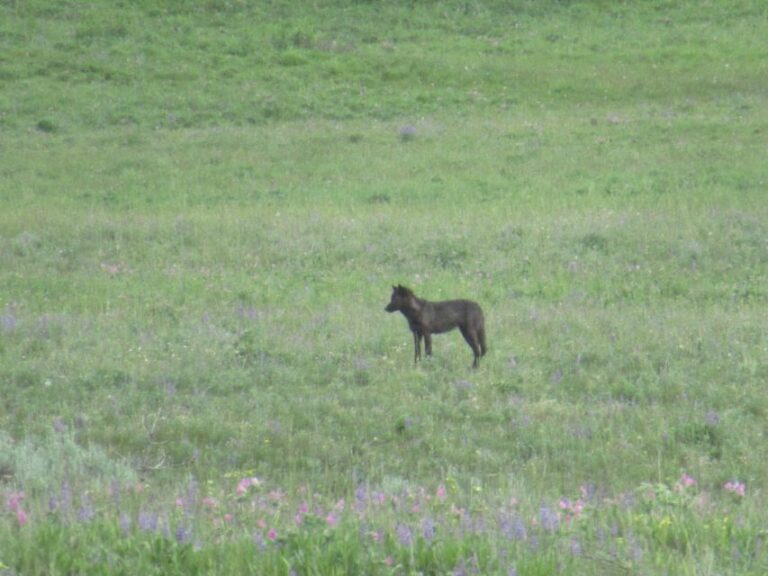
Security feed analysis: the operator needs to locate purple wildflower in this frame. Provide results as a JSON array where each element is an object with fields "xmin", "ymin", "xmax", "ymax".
[
  {"xmin": 52, "ymin": 417, "xmax": 67, "ymax": 434},
  {"xmin": 354, "ymin": 485, "xmax": 367, "ymax": 513},
  {"xmin": 59, "ymin": 481, "xmax": 73, "ymax": 514},
  {"xmin": 422, "ymin": 517, "xmax": 437, "ymax": 542},
  {"xmin": 704, "ymin": 410, "xmax": 720, "ymax": 426},
  {"xmin": 138, "ymin": 511, "xmax": 158, "ymax": 532},
  {"xmin": 399, "ymin": 124, "xmax": 417, "ymax": 142},
  {"xmin": 175, "ymin": 524, "xmax": 193, "ymax": 544},
  {"xmin": 500, "ymin": 512, "xmax": 527, "ymax": 540},
  {"xmin": 253, "ymin": 531, "xmax": 266, "ymax": 551},
  {"xmin": 119, "ymin": 513, "xmax": 131, "ymax": 535},
  {"xmin": 629, "ymin": 535, "xmax": 643, "ymax": 561},
  {"xmin": 570, "ymin": 537, "xmax": 582, "ymax": 556},
  {"xmin": 455, "ymin": 379, "xmax": 473, "ymax": 391},
  {"xmin": 78, "ymin": 497, "xmax": 95, "ymax": 523},
  {"xmin": 396, "ymin": 522, "xmax": 413, "ymax": 547},
  {"xmin": 452, "ymin": 555, "xmax": 479, "ymax": 576},
  {"xmin": 539, "ymin": 504, "xmax": 559, "ymax": 533},
  {"xmin": 0, "ymin": 311, "xmax": 18, "ymax": 333}
]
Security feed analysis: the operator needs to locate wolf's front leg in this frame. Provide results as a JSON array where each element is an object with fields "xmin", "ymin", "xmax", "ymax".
[{"xmin": 413, "ymin": 331, "xmax": 422, "ymax": 364}]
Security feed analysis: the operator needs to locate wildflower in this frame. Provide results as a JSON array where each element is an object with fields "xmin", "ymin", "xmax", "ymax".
[
  {"xmin": 399, "ymin": 124, "xmax": 417, "ymax": 142},
  {"xmin": 267, "ymin": 528, "xmax": 278, "ymax": 541},
  {"xmin": 138, "ymin": 511, "xmax": 158, "ymax": 532},
  {"xmin": 422, "ymin": 517, "xmax": 437, "ymax": 542},
  {"xmin": 268, "ymin": 489, "xmax": 284, "ymax": 503},
  {"xmin": 185, "ymin": 478, "xmax": 199, "ymax": 507},
  {"xmin": 5, "ymin": 491, "xmax": 24, "ymax": 511},
  {"xmin": 499, "ymin": 512, "xmax": 526, "ymax": 541},
  {"xmin": 355, "ymin": 486, "xmax": 367, "ymax": 511},
  {"xmin": 396, "ymin": 522, "xmax": 413, "ymax": 547},
  {"xmin": 52, "ymin": 417, "xmax": 67, "ymax": 434},
  {"xmin": 569, "ymin": 537, "xmax": 582, "ymax": 556},
  {"xmin": 325, "ymin": 513, "xmax": 338, "ymax": 527},
  {"xmin": 119, "ymin": 513, "xmax": 131, "ymax": 535},
  {"xmin": 253, "ymin": 531, "xmax": 266, "ymax": 551},
  {"xmin": 678, "ymin": 473, "xmax": 697, "ymax": 489},
  {"xmin": 724, "ymin": 481, "xmax": 746, "ymax": 497},
  {"xmin": 236, "ymin": 477, "xmax": 261, "ymax": 496},
  {"xmin": 559, "ymin": 498, "xmax": 584, "ymax": 522},
  {"xmin": 110, "ymin": 480, "xmax": 122, "ymax": 509},
  {"xmin": 0, "ymin": 311, "xmax": 17, "ymax": 333},
  {"xmin": 78, "ymin": 499, "xmax": 95, "ymax": 523},
  {"xmin": 6, "ymin": 492, "xmax": 28, "ymax": 527},
  {"xmin": 223, "ymin": 513, "xmax": 234, "ymax": 522},
  {"xmin": 175, "ymin": 524, "xmax": 192, "ymax": 544},
  {"xmin": 59, "ymin": 481, "xmax": 73, "ymax": 514},
  {"xmin": 15, "ymin": 508, "xmax": 29, "ymax": 526},
  {"xmin": 539, "ymin": 504, "xmax": 559, "ymax": 533},
  {"xmin": 385, "ymin": 555, "xmax": 394, "ymax": 567},
  {"xmin": 436, "ymin": 484, "xmax": 447, "ymax": 500}
]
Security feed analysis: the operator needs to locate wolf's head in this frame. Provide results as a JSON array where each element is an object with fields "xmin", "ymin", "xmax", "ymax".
[{"xmin": 385, "ymin": 284, "xmax": 415, "ymax": 312}]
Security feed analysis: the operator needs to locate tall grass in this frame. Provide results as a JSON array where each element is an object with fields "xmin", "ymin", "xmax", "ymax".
[{"xmin": 2, "ymin": 0, "xmax": 768, "ymax": 573}]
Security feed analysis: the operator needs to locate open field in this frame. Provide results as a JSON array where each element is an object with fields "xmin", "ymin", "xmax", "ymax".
[{"xmin": 2, "ymin": 1, "xmax": 768, "ymax": 573}]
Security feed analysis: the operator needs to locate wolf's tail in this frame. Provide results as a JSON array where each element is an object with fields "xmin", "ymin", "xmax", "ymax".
[{"xmin": 478, "ymin": 326, "xmax": 487, "ymax": 357}]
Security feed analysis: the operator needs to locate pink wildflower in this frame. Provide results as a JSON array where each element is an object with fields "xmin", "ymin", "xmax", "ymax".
[
  {"xmin": 16, "ymin": 508, "xmax": 29, "ymax": 526},
  {"xmin": 294, "ymin": 513, "xmax": 303, "ymax": 526},
  {"xmin": 385, "ymin": 555, "xmax": 393, "ymax": 567},
  {"xmin": 236, "ymin": 477, "xmax": 261, "ymax": 496},
  {"xmin": 325, "ymin": 513, "xmax": 338, "ymax": 527},
  {"xmin": 559, "ymin": 498, "xmax": 584, "ymax": 522},
  {"xmin": 5, "ymin": 492, "xmax": 28, "ymax": 526},
  {"xmin": 223, "ymin": 513, "xmax": 234, "ymax": 522},
  {"xmin": 724, "ymin": 481, "xmax": 746, "ymax": 497},
  {"xmin": 267, "ymin": 528, "xmax": 278, "ymax": 541},
  {"xmin": 6, "ymin": 491, "xmax": 24, "ymax": 511},
  {"xmin": 681, "ymin": 473, "xmax": 697, "ymax": 487},
  {"xmin": 436, "ymin": 484, "xmax": 447, "ymax": 500},
  {"xmin": 268, "ymin": 489, "xmax": 284, "ymax": 503}
]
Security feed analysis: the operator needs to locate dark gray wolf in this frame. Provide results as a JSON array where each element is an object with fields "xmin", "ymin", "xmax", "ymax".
[{"xmin": 385, "ymin": 285, "xmax": 487, "ymax": 368}]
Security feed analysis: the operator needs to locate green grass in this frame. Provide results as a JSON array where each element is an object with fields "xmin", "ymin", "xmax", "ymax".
[{"xmin": 2, "ymin": 0, "xmax": 768, "ymax": 573}]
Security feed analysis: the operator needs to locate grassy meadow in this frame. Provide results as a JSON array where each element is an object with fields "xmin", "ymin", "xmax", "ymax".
[{"xmin": 2, "ymin": 0, "xmax": 768, "ymax": 573}]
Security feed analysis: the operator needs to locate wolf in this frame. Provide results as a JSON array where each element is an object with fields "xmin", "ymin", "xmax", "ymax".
[{"xmin": 385, "ymin": 285, "xmax": 487, "ymax": 368}]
